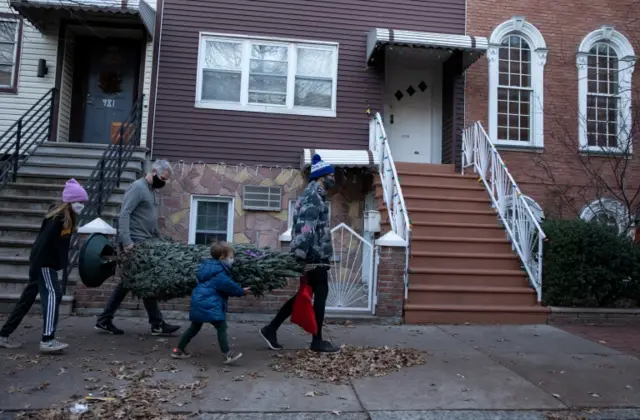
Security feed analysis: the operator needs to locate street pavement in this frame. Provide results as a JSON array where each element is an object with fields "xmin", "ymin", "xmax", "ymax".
[{"xmin": 0, "ymin": 315, "xmax": 639, "ymax": 419}]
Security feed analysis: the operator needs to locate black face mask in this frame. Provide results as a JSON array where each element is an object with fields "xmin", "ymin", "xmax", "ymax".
[
  {"xmin": 152, "ymin": 174, "xmax": 166, "ymax": 189},
  {"xmin": 323, "ymin": 177, "xmax": 336, "ymax": 190}
]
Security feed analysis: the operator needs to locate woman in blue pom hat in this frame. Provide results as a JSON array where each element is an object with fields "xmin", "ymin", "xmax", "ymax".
[{"xmin": 259, "ymin": 154, "xmax": 340, "ymax": 353}]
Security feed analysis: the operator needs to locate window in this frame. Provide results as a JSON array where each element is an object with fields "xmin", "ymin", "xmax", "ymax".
[
  {"xmin": 188, "ymin": 196, "xmax": 234, "ymax": 245},
  {"xmin": 196, "ymin": 33, "xmax": 338, "ymax": 117},
  {"xmin": 279, "ymin": 198, "xmax": 332, "ymax": 242},
  {"xmin": 0, "ymin": 16, "xmax": 22, "ymax": 92},
  {"xmin": 577, "ymin": 26, "xmax": 636, "ymax": 153},
  {"xmin": 579, "ymin": 198, "xmax": 630, "ymax": 235},
  {"xmin": 488, "ymin": 17, "xmax": 547, "ymax": 147}
]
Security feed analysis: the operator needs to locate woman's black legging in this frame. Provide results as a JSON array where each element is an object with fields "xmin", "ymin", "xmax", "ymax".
[{"xmin": 268, "ymin": 266, "xmax": 329, "ymax": 341}]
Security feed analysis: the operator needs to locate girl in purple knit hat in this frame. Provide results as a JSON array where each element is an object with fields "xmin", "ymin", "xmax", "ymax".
[{"xmin": 0, "ymin": 179, "xmax": 88, "ymax": 353}]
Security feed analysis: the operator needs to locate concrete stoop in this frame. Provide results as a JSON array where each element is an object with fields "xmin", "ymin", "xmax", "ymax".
[{"xmin": 0, "ymin": 142, "xmax": 148, "ymax": 314}]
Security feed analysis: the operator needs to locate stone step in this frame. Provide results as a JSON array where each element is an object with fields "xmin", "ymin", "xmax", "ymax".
[
  {"xmin": 0, "ymin": 255, "xmax": 32, "ymax": 276},
  {"xmin": 404, "ymin": 303, "xmax": 549, "ymax": 324},
  {"xmin": 0, "ymin": 182, "xmax": 126, "ymax": 202},
  {"xmin": 0, "ymin": 272, "xmax": 79, "ymax": 294},
  {"xmin": 15, "ymin": 172, "xmax": 137, "ymax": 188},
  {"xmin": 0, "ymin": 206, "xmax": 119, "ymax": 225},
  {"xmin": 0, "ymin": 222, "xmax": 44, "ymax": 240},
  {"xmin": 0, "ymin": 293, "xmax": 73, "ymax": 316},
  {"xmin": 18, "ymin": 162, "xmax": 142, "ymax": 180},
  {"xmin": 0, "ymin": 238, "xmax": 33, "ymax": 257},
  {"xmin": 0, "ymin": 196, "xmax": 122, "ymax": 215},
  {"xmin": 36, "ymin": 142, "xmax": 148, "ymax": 160},
  {"xmin": 28, "ymin": 154, "xmax": 146, "ymax": 169}
]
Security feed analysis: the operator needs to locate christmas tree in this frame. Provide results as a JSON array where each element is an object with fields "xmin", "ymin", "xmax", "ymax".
[{"xmin": 119, "ymin": 239, "xmax": 304, "ymax": 301}]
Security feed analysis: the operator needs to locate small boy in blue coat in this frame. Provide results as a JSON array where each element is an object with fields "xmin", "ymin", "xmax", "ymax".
[{"xmin": 171, "ymin": 241, "xmax": 248, "ymax": 364}]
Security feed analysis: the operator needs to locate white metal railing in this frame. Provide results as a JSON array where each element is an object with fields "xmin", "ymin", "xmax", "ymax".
[
  {"xmin": 369, "ymin": 112, "xmax": 412, "ymax": 298},
  {"xmin": 462, "ymin": 122, "xmax": 546, "ymax": 301}
]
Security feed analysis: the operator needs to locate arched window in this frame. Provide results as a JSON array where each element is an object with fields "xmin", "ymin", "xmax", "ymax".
[
  {"xmin": 577, "ymin": 26, "xmax": 636, "ymax": 152},
  {"xmin": 488, "ymin": 16, "xmax": 547, "ymax": 148},
  {"xmin": 579, "ymin": 198, "xmax": 630, "ymax": 235}
]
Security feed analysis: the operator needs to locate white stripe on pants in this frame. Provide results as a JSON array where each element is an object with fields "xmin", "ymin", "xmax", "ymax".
[{"xmin": 41, "ymin": 268, "xmax": 56, "ymax": 337}]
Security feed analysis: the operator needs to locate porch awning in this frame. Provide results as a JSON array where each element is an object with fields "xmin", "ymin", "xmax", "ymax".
[
  {"xmin": 10, "ymin": 0, "xmax": 155, "ymax": 37},
  {"xmin": 367, "ymin": 28, "xmax": 488, "ymax": 69},
  {"xmin": 301, "ymin": 149, "xmax": 380, "ymax": 170}
]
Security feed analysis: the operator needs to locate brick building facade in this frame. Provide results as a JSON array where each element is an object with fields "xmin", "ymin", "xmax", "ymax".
[{"xmin": 465, "ymin": 0, "xmax": 640, "ymax": 226}]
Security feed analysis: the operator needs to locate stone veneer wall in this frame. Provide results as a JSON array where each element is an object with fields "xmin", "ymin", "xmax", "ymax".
[{"xmin": 73, "ymin": 163, "xmax": 379, "ymax": 316}]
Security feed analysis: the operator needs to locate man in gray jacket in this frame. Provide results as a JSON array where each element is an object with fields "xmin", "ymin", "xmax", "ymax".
[{"xmin": 95, "ymin": 160, "xmax": 180, "ymax": 336}]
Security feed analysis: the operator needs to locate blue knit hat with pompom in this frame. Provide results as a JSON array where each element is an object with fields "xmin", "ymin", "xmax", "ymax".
[{"xmin": 309, "ymin": 154, "xmax": 335, "ymax": 181}]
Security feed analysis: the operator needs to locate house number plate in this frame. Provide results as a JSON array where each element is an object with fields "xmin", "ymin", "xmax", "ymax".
[{"xmin": 103, "ymin": 99, "xmax": 115, "ymax": 108}]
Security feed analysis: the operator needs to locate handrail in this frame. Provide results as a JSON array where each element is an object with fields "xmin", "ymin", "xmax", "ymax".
[
  {"xmin": 462, "ymin": 122, "xmax": 546, "ymax": 301},
  {"xmin": 0, "ymin": 88, "xmax": 56, "ymax": 191},
  {"xmin": 62, "ymin": 96, "xmax": 145, "ymax": 291},
  {"xmin": 369, "ymin": 112, "xmax": 412, "ymax": 298}
]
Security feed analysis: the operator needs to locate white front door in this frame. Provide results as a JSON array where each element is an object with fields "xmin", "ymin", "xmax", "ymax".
[{"xmin": 385, "ymin": 66, "xmax": 438, "ymax": 164}]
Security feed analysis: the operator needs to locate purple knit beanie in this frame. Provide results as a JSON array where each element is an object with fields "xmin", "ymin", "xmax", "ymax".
[{"xmin": 62, "ymin": 178, "xmax": 88, "ymax": 203}]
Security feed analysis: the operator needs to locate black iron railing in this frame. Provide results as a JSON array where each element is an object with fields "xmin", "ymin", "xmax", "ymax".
[
  {"xmin": 0, "ymin": 88, "xmax": 56, "ymax": 191},
  {"xmin": 62, "ymin": 96, "xmax": 145, "ymax": 291}
]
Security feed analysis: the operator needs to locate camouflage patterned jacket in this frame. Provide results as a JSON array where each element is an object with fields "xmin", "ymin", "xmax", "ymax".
[{"xmin": 290, "ymin": 180, "xmax": 333, "ymax": 263}]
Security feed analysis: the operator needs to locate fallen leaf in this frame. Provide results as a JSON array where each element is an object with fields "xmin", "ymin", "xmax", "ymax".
[
  {"xmin": 331, "ymin": 410, "xmax": 341, "ymax": 415},
  {"xmin": 220, "ymin": 397, "xmax": 231, "ymax": 401},
  {"xmin": 590, "ymin": 392, "xmax": 600, "ymax": 398},
  {"xmin": 551, "ymin": 393, "xmax": 561, "ymax": 399},
  {"xmin": 598, "ymin": 340, "xmax": 607, "ymax": 344},
  {"xmin": 271, "ymin": 345, "xmax": 425, "ymax": 385},
  {"xmin": 305, "ymin": 391, "xmax": 320, "ymax": 397}
]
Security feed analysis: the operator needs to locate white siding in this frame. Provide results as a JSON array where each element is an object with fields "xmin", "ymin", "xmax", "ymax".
[
  {"xmin": 57, "ymin": 28, "xmax": 75, "ymax": 142},
  {"xmin": 0, "ymin": 3, "xmax": 58, "ymax": 138},
  {"xmin": 138, "ymin": 0, "xmax": 156, "ymax": 148}
]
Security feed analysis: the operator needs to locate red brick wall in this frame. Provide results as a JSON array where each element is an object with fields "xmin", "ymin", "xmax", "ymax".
[
  {"xmin": 465, "ymin": 1, "xmax": 640, "ymax": 217},
  {"xmin": 375, "ymin": 247, "xmax": 405, "ymax": 318}
]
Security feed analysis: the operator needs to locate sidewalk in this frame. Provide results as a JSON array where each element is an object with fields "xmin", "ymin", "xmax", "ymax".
[{"xmin": 0, "ymin": 316, "xmax": 639, "ymax": 419}]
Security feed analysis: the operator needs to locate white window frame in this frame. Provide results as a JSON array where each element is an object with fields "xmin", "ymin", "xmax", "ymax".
[
  {"xmin": 488, "ymin": 16, "xmax": 547, "ymax": 148},
  {"xmin": 576, "ymin": 26, "xmax": 636, "ymax": 154},
  {"xmin": 195, "ymin": 32, "xmax": 339, "ymax": 118},
  {"xmin": 279, "ymin": 198, "xmax": 331, "ymax": 242},
  {"xmin": 0, "ymin": 16, "xmax": 22, "ymax": 90},
  {"xmin": 188, "ymin": 195, "xmax": 235, "ymax": 244}
]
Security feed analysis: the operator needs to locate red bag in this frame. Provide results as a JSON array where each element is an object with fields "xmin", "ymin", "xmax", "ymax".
[{"xmin": 291, "ymin": 275, "xmax": 318, "ymax": 336}]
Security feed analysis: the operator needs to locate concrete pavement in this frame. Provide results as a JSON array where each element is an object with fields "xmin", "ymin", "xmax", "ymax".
[{"xmin": 0, "ymin": 316, "xmax": 639, "ymax": 419}]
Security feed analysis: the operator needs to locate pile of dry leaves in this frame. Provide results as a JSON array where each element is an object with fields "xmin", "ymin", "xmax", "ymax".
[{"xmin": 270, "ymin": 345, "xmax": 425, "ymax": 384}]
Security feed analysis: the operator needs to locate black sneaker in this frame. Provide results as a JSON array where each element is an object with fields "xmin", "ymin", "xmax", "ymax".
[
  {"xmin": 310, "ymin": 340, "xmax": 340, "ymax": 353},
  {"xmin": 95, "ymin": 321, "xmax": 124, "ymax": 335},
  {"xmin": 151, "ymin": 321, "xmax": 180, "ymax": 336},
  {"xmin": 259, "ymin": 326, "xmax": 283, "ymax": 350}
]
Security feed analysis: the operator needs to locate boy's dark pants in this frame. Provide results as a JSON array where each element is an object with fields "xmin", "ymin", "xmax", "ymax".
[
  {"xmin": 268, "ymin": 265, "xmax": 329, "ymax": 341},
  {"xmin": 178, "ymin": 321, "xmax": 229, "ymax": 353},
  {"xmin": 0, "ymin": 267, "xmax": 62, "ymax": 341}
]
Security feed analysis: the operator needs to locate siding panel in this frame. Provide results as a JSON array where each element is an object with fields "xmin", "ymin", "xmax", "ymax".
[
  {"xmin": 0, "ymin": 3, "xmax": 57, "ymax": 137},
  {"xmin": 138, "ymin": 0, "xmax": 156, "ymax": 147},
  {"xmin": 152, "ymin": 0, "xmax": 465, "ymax": 166},
  {"xmin": 57, "ymin": 27, "xmax": 74, "ymax": 142}
]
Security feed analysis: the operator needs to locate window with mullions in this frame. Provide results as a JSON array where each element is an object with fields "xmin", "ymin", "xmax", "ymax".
[
  {"xmin": 497, "ymin": 35, "xmax": 532, "ymax": 143},
  {"xmin": 586, "ymin": 43, "xmax": 619, "ymax": 148},
  {"xmin": 188, "ymin": 196, "xmax": 234, "ymax": 245}
]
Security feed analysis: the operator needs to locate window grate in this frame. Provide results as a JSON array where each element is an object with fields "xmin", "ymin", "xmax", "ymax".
[{"xmin": 243, "ymin": 185, "xmax": 282, "ymax": 211}]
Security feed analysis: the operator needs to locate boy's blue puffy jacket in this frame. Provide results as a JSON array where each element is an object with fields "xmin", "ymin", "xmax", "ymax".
[{"xmin": 189, "ymin": 259, "xmax": 245, "ymax": 323}]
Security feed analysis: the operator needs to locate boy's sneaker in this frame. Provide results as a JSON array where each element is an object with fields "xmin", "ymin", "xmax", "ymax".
[
  {"xmin": 170, "ymin": 348, "xmax": 191, "ymax": 359},
  {"xmin": 151, "ymin": 321, "xmax": 181, "ymax": 336},
  {"xmin": 0, "ymin": 336, "xmax": 22, "ymax": 349},
  {"xmin": 259, "ymin": 326, "xmax": 282, "ymax": 350},
  {"xmin": 223, "ymin": 350, "xmax": 243, "ymax": 364},
  {"xmin": 40, "ymin": 340, "xmax": 68, "ymax": 353},
  {"xmin": 95, "ymin": 321, "xmax": 124, "ymax": 335},
  {"xmin": 310, "ymin": 340, "xmax": 340, "ymax": 354}
]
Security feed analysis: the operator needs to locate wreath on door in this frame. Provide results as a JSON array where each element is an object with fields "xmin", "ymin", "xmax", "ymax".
[{"xmin": 99, "ymin": 70, "xmax": 122, "ymax": 94}]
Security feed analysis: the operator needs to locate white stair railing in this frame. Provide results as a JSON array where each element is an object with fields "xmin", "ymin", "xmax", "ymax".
[
  {"xmin": 369, "ymin": 112, "xmax": 412, "ymax": 298},
  {"xmin": 462, "ymin": 122, "xmax": 546, "ymax": 301}
]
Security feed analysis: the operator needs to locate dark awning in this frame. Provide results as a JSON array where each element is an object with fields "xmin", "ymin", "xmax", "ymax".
[
  {"xmin": 367, "ymin": 28, "xmax": 488, "ymax": 70},
  {"xmin": 10, "ymin": 0, "xmax": 155, "ymax": 38}
]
